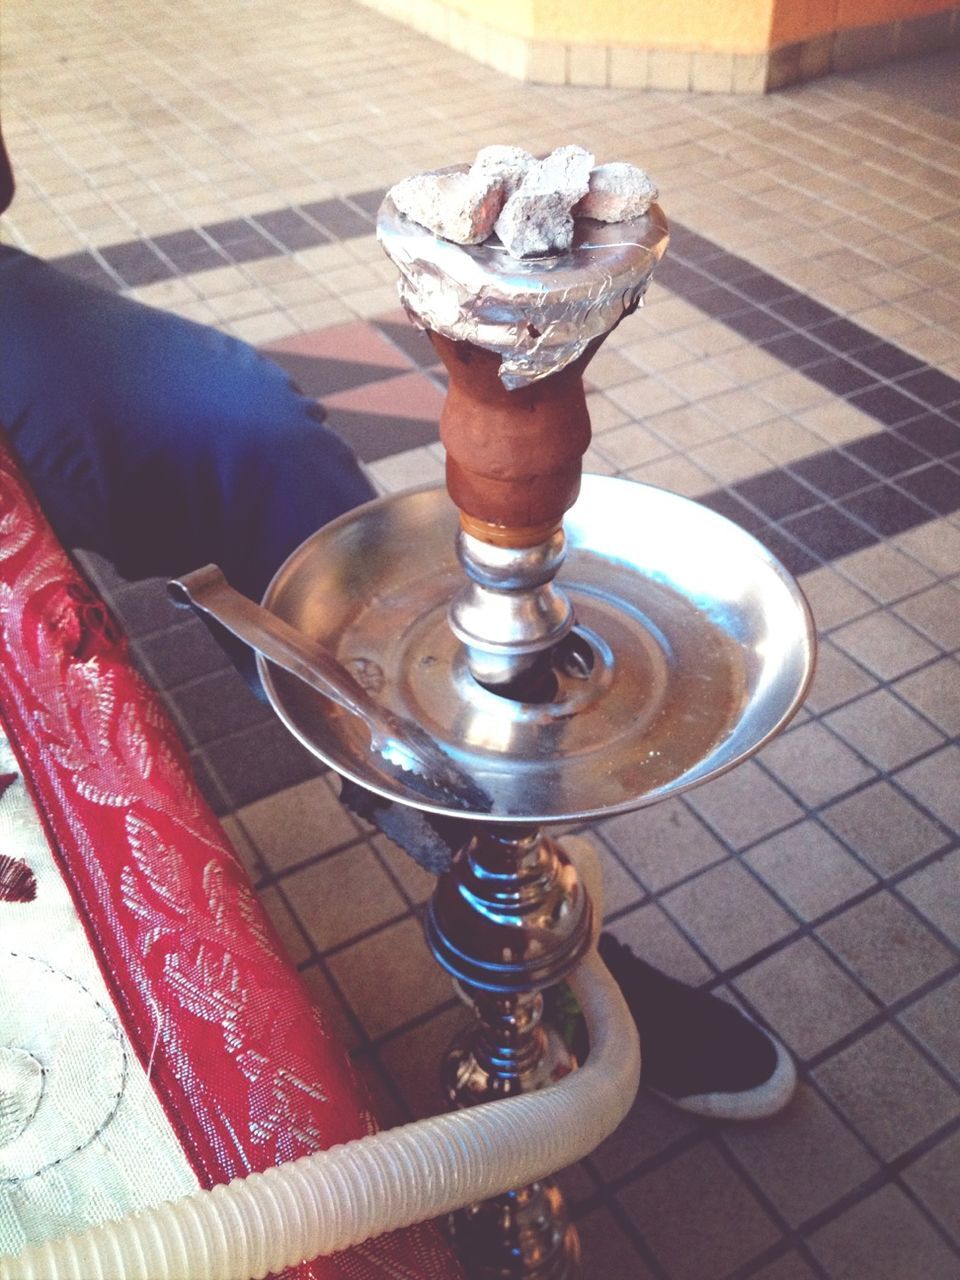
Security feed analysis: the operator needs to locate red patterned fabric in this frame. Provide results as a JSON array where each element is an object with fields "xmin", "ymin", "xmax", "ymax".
[{"xmin": 0, "ymin": 437, "xmax": 462, "ymax": 1279}]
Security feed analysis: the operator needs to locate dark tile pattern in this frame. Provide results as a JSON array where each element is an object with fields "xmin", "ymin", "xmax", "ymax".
[
  {"xmin": 326, "ymin": 405, "xmax": 440, "ymax": 463},
  {"xmin": 51, "ymin": 195, "xmax": 377, "ymax": 288},
  {"xmin": 372, "ymin": 318, "xmax": 441, "ymax": 369},
  {"xmin": 150, "ymin": 228, "xmax": 228, "ymax": 273},
  {"xmin": 789, "ymin": 451, "xmax": 875, "ymax": 499},
  {"xmin": 267, "ymin": 350, "xmax": 407, "ymax": 399},
  {"xmin": 897, "ymin": 415, "xmax": 960, "ymax": 458},
  {"xmin": 53, "ymin": 190, "xmax": 960, "ymax": 587},
  {"xmin": 98, "ymin": 240, "xmax": 172, "ymax": 288},
  {"xmin": 301, "ymin": 197, "xmax": 376, "ymax": 239},
  {"xmin": 49, "ymin": 250, "xmax": 122, "ymax": 292},
  {"xmin": 846, "ymin": 433, "xmax": 929, "ymax": 476},
  {"xmin": 781, "ymin": 505, "xmax": 877, "ymax": 560},
  {"xmin": 253, "ymin": 207, "xmax": 333, "ymax": 251},
  {"xmin": 898, "ymin": 464, "xmax": 960, "ymax": 514},
  {"xmin": 48, "ymin": 197, "xmax": 960, "ymax": 475}
]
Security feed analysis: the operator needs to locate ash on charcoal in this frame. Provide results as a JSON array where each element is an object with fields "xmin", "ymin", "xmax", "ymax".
[
  {"xmin": 390, "ymin": 169, "xmax": 504, "ymax": 245},
  {"xmin": 469, "ymin": 145, "xmax": 534, "ymax": 197},
  {"xmin": 386, "ymin": 145, "xmax": 659, "ymax": 259},
  {"xmin": 575, "ymin": 162, "xmax": 658, "ymax": 223},
  {"xmin": 494, "ymin": 144, "xmax": 595, "ymax": 258}
]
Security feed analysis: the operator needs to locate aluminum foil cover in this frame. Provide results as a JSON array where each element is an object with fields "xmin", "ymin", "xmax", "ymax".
[{"xmin": 377, "ymin": 180, "xmax": 669, "ymax": 389}]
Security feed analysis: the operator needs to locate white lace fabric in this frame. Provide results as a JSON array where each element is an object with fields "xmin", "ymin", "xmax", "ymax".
[{"xmin": 0, "ymin": 732, "xmax": 199, "ymax": 1256}]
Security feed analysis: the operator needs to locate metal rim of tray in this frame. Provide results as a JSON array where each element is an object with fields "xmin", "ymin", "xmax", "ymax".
[{"xmin": 259, "ymin": 475, "xmax": 816, "ymax": 824}]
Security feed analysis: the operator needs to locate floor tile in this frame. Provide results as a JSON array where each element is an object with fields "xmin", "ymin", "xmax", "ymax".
[
  {"xmin": 257, "ymin": 885, "xmax": 312, "ymax": 967},
  {"xmin": 370, "ymin": 833, "xmax": 437, "ymax": 908},
  {"xmin": 602, "ymin": 901, "xmax": 716, "ymax": 987},
  {"xmin": 746, "ymin": 1252, "xmax": 820, "ymax": 1280},
  {"xmin": 820, "ymin": 781, "xmax": 949, "ymax": 875},
  {"xmin": 687, "ymin": 761, "xmax": 804, "ymax": 850},
  {"xmin": 809, "ymin": 1184, "xmax": 960, "ymax": 1280},
  {"xmin": 167, "ymin": 668, "xmax": 274, "ymax": 748},
  {"xmin": 591, "ymin": 419, "xmax": 670, "ymax": 471},
  {"xmin": 895, "ymin": 517, "xmax": 960, "ymax": 576},
  {"xmin": 898, "ymin": 974, "xmax": 960, "ymax": 1080},
  {"xmin": 813, "ymin": 1023, "xmax": 959, "ymax": 1161},
  {"xmin": 661, "ymin": 860, "xmax": 797, "ymax": 971},
  {"xmin": 615, "ymin": 1142, "xmax": 782, "ymax": 1280},
  {"xmin": 324, "ymin": 368, "xmax": 446, "ymax": 421},
  {"xmin": 572, "ymin": 1210, "xmax": 656, "ymax": 1279},
  {"xmin": 733, "ymin": 937, "xmax": 877, "ymax": 1061},
  {"xmin": 585, "ymin": 390, "xmax": 630, "ymax": 432},
  {"xmin": 203, "ymin": 717, "xmax": 323, "ymax": 809},
  {"xmin": 644, "ymin": 403, "xmax": 731, "ymax": 450},
  {"xmin": 721, "ymin": 1084, "xmax": 879, "ymax": 1228},
  {"xmin": 898, "ymin": 850, "xmax": 960, "ymax": 946},
  {"xmin": 298, "ymin": 962, "xmax": 363, "ymax": 1052},
  {"xmin": 376, "ymin": 1004, "xmax": 467, "ymax": 1120},
  {"xmin": 626, "ymin": 452, "xmax": 715, "ymax": 496},
  {"xmin": 744, "ymin": 821, "xmax": 876, "ymax": 921},
  {"xmin": 136, "ymin": 616, "xmax": 233, "ymax": 690},
  {"xmin": 894, "ymin": 582, "xmax": 960, "ymax": 649},
  {"xmin": 758, "ymin": 720, "xmax": 875, "ymax": 807},
  {"xmin": 282, "ymin": 842, "xmax": 408, "ymax": 952},
  {"xmin": 587, "ymin": 349, "xmax": 654, "ymax": 391},
  {"xmin": 368, "ymin": 444, "xmax": 446, "ymax": 493},
  {"xmin": 789, "ymin": 448, "xmax": 875, "ymax": 499},
  {"xmin": 327, "ymin": 915, "xmax": 455, "ymax": 1041},
  {"xmin": 893, "ymin": 657, "xmax": 960, "ymax": 737},
  {"xmin": 237, "ymin": 776, "xmax": 362, "ymax": 873},
  {"xmin": 825, "ymin": 688, "xmax": 945, "ymax": 770},
  {"xmin": 895, "ymin": 746, "xmax": 960, "ymax": 832},
  {"xmin": 592, "ymin": 847, "xmax": 647, "ymax": 917},
  {"xmin": 783, "ymin": 503, "xmax": 876, "ymax": 561},
  {"xmin": 588, "ymin": 1089, "xmax": 698, "ymax": 1185},
  {"xmin": 797, "ymin": 567, "xmax": 874, "ymax": 632},
  {"xmin": 592, "ymin": 420, "xmax": 674, "ymax": 469},
  {"xmin": 830, "ymin": 610, "xmax": 940, "ymax": 680},
  {"xmin": 265, "ymin": 319, "xmax": 411, "ymax": 369},
  {"xmin": 816, "ymin": 891, "xmax": 956, "ymax": 1004},
  {"xmin": 597, "ymin": 798, "xmax": 727, "ymax": 893},
  {"xmin": 844, "ymin": 429, "xmax": 930, "ymax": 477},
  {"xmin": 802, "ymin": 641, "xmax": 878, "ymax": 714},
  {"xmin": 901, "ymin": 1130, "xmax": 960, "ymax": 1246}
]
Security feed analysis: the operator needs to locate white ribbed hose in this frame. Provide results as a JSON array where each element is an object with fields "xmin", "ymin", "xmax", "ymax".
[{"xmin": 0, "ymin": 947, "xmax": 639, "ymax": 1280}]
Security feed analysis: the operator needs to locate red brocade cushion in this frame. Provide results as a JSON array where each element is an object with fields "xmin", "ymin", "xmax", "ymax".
[{"xmin": 0, "ymin": 437, "xmax": 462, "ymax": 1278}]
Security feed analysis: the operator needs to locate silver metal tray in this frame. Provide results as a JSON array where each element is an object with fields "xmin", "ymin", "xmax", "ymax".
[{"xmin": 259, "ymin": 476, "xmax": 816, "ymax": 824}]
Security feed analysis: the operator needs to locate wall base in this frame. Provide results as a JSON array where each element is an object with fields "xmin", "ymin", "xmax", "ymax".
[{"xmin": 356, "ymin": 0, "xmax": 959, "ymax": 92}]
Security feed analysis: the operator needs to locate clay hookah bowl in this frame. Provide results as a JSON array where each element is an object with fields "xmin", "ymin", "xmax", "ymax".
[{"xmin": 377, "ymin": 195, "xmax": 670, "ymax": 696}]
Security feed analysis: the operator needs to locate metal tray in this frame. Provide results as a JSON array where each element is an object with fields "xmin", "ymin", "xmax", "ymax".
[{"xmin": 260, "ymin": 476, "xmax": 816, "ymax": 824}]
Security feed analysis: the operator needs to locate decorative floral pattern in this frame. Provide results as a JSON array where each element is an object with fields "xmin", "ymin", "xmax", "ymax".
[
  {"xmin": 0, "ymin": 439, "xmax": 461, "ymax": 1279},
  {"xmin": 0, "ymin": 773, "xmax": 36, "ymax": 900}
]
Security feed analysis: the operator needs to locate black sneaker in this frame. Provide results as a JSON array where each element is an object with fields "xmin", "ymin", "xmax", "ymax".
[{"xmin": 597, "ymin": 932, "xmax": 797, "ymax": 1120}]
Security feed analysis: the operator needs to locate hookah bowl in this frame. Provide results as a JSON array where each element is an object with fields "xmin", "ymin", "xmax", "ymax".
[{"xmin": 258, "ymin": 185, "xmax": 816, "ymax": 1279}]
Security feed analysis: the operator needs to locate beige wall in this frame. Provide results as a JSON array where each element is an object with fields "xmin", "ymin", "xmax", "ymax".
[{"xmin": 356, "ymin": 0, "xmax": 959, "ymax": 90}]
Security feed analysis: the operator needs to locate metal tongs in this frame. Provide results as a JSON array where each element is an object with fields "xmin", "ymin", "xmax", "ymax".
[{"xmin": 168, "ymin": 566, "xmax": 489, "ymax": 813}]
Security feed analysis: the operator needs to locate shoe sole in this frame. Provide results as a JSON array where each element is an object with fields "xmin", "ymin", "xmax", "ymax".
[{"xmin": 649, "ymin": 1033, "xmax": 797, "ymax": 1122}]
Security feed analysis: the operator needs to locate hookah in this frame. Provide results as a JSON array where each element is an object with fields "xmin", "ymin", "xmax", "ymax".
[
  {"xmin": 1, "ymin": 161, "xmax": 815, "ymax": 1280},
  {"xmin": 251, "ymin": 173, "xmax": 816, "ymax": 1276}
]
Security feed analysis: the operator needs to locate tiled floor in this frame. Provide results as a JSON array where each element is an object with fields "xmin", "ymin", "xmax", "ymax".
[{"xmin": 3, "ymin": 1, "xmax": 959, "ymax": 1276}]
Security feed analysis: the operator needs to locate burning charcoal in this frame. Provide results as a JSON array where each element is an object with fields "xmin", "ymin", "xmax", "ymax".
[
  {"xmin": 529, "ymin": 145, "xmax": 595, "ymax": 198},
  {"xmin": 494, "ymin": 144, "xmax": 595, "ymax": 258},
  {"xmin": 469, "ymin": 145, "xmax": 535, "ymax": 197},
  {"xmin": 389, "ymin": 170, "xmax": 505, "ymax": 245},
  {"xmin": 575, "ymin": 162, "xmax": 658, "ymax": 223}
]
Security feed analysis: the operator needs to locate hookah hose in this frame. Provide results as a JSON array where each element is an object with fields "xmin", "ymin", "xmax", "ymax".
[{"xmin": 1, "ymin": 847, "xmax": 641, "ymax": 1280}]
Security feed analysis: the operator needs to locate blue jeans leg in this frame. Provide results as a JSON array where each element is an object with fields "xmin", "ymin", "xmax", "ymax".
[{"xmin": 0, "ymin": 245, "xmax": 375, "ymax": 604}]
